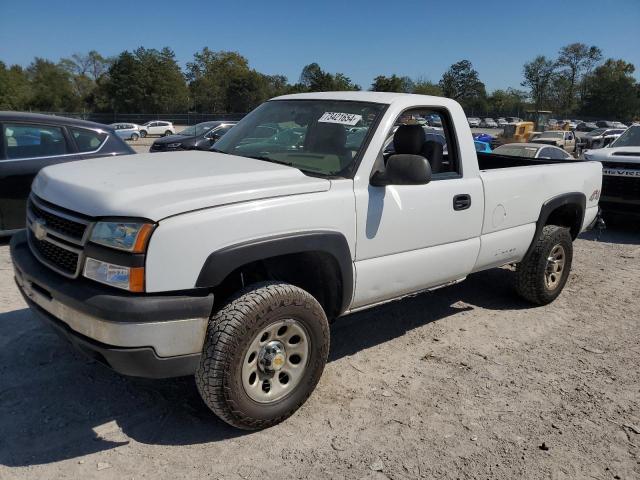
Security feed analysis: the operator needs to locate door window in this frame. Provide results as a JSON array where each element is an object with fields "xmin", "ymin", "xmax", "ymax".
[
  {"xmin": 70, "ymin": 128, "xmax": 107, "ymax": 153},
  {"xmin": 383, "ymin": 107, "xmax": 460, "ymax": 178},
  {"xmin": 3, "ymin": 123, "xmax": 68, "ymax": 159}
]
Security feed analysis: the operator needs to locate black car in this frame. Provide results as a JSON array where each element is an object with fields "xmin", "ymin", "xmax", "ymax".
[
  {"xmin": 149, "ymin": 121, "xmax": 237, "ymax": 153},
  {"xmin": 576, "ymin": 122, "xmax": 598, "ymax": 132},
  {"xmin": 0, "ymin": 112, "xmax": 134, "ymax": 235}
]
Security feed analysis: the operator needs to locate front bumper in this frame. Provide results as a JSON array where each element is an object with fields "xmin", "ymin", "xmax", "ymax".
[{"xmin": 11, "ymin": 231, "xmax": 214, "ymax": 378}]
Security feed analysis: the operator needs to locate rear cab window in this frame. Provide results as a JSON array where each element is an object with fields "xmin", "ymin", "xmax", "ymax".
[{"xmin": 2, "ymin": 123, "xmax": 68, "ymax": 159}]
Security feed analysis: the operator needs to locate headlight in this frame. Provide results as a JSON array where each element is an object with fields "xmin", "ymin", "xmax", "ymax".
[
  {"xmin": 83, "ymin": 257, "xmax": 144, "ymax": 292},
  {"xmin": 90, "ymin": 221, "xmax": 154, "ymax": 253},
  {"xmin": 167, "ymin": 142, "xmax": 182, "ymax": 149}
]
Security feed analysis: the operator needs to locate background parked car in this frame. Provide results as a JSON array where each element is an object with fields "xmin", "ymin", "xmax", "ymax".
[
  {"xmin": 110, "ymin": 122, "xmax": 141, "ymax": 141},
  {"xmin": 467, "ymin": 117, "xmax": 481, "ymax": 127},
  {"xmin": 576, "ymin": 122, "xmax": 598, "ymax": 132},
  {"xmin": 150, "ymin": 121, "xmax": 237, "ymax": 152},
  {"xmin": 480, "ymin": 118, "xmax": 498, "ymax": 128},
  {"xmin": 493, "ymin": 143, "xmax": 573, "ymax": 160},
  {"xmin": 496, "ymin": 118, "xmax": 508, "ymax": 128},
  {"xmin": 0, "ymin": 112, "xmax": 134, "ymax": 235},
  {"xmin": 474, "ymin": 140, "xmax": 492, "ymax": 153},
  {"xmin": 530, "ymin": 130, "xmax": 577, "ymax": 152},
  {"xmin": 596, "ymin": 121, "xmax": 617, "ymax": 128},
  {"xmin": 139, "ymin": 120, "xmax": 175, "ymax": 137},
  {"xmin": 577, "ymin": 128, "xmax": 626, "ymax": 152}
]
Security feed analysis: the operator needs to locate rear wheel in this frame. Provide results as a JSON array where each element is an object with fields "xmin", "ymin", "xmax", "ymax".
[
  {"xmin": 164, "ymin": 130, "xmax": 172, "ymax": 136},
  {"xmin": 131, "ymin": 133, "xmax": 140, "ymax": 141},
  {"xmin": 515, "ymin": 225, "xmax": 573, "ymax": 305},
  {"xmin": 195, "ymin": 282, "xmax": 330, "ymax": 430}
]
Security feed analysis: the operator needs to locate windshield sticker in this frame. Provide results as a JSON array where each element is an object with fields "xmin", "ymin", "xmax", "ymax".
[{"xmin": 318, "ymin": 112, "xmax": 363, "ymax": 126}]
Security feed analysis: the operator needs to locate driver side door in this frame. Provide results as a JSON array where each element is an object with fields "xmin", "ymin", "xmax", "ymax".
[{"xmin": 352, "ymin": 109, "xmax": 483, "ymax": 309}]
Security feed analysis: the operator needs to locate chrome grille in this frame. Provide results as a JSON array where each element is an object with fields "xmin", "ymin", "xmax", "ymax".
[
  {"xmin": 26, "ymin": 195, "xmax": 91, "ymax": 278},
  {"xmin": 29, "ymin": 233, "xmax": 80, "ymax": 275},
  {"xmin": 29, "ymin": 199, "xmax": 87, "ymax": 240}
]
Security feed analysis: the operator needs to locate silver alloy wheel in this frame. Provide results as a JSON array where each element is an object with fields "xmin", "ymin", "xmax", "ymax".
[
  {"xmin": 545, "ymin": 244, "xmax": 566, "ymax": 290},
  {"xmin": 241, "ymin": 319, "xmax": 310, "ymax": 403}
]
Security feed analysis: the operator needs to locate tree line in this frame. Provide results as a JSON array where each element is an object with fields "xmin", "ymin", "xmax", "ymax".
[{"xmin": 1, "ymin": 43, "xmax": 638, "ymax": 120}]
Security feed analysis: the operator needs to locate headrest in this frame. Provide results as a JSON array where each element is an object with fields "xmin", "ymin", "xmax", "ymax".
[
  {"xmin": 308, "ymin": 122, "xmax": 347, "ymax": 153},
  {"xmin": 393, "ymin": 125, "xmax": 426, "ymax": 155}
]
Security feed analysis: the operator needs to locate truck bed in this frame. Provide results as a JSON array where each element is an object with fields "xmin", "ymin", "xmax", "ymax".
[{"xmin": 477, "ymin": 152, "xmax": 578, "ymax": 170}]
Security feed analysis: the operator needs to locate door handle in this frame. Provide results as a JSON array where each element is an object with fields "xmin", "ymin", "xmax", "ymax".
[{"xmin": 453, "ymin": 194, "xmax": 471, "ymax": 211}]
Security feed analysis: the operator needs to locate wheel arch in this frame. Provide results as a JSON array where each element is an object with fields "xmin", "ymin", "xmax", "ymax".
[
  {"xmin": 195, "ymin": 231, "xmax": 354, "ymax": 318},
  {"xmin": 525, "ymin": 192, "xmax": 585, "ymax": 258}
]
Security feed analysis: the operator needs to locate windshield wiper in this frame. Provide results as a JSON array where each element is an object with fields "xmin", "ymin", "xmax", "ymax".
[{"xmin": 247, "ymin": 155, "xmax": 295, "ymax": 167}]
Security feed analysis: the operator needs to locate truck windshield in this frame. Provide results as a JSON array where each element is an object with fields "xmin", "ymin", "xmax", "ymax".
[
  {"xmin": 212, "ymin": 100, "xmax": 385, "ymax": 176},
  {"xmin": 610, "ymin": 126, "xmax": 639, "ymax": 147}
]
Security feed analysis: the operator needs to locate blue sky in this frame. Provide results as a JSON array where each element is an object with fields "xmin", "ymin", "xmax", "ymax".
[{"xmin": 1, "ymin": 0, "xmax": 639, "ymax": 91}]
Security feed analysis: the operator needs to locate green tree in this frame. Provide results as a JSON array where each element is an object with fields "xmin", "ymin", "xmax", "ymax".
[
  {"xmin": 26, "ymin": 58, "xmax": 79, "ymax": 111},
  {"xmin": 439, "ymin": 60, "xmax": 486, "ymax": 114},
  {"xmin": 439, "ymin": 60, "xmax": 485, "ymax": 100},
  {"xmin": 59, "ymin": 51, "xmax": 112, "ymax": 109},
  {"xmin": 299, "ymin": 63, "xmax": 359, "ymax": 92},
  {"xmin": 581, "ymin": 59, "xmax": 640, "ymax": 121},
  {"xmin": 521, "ymin": 55, "xmax": 556, "ymax": 112},
  {"xmin": 186, "ymin": 49, "xmax": 253, "ymax": 111},
  {"xmin": 487, "ymin": 88, "xmax": 528, "ymax": 116},
  {"xmin": 97, "ymin": 47, "xmax": 188, "ymax": 113},
  {"xmin": 556, "ymin": 43, "xmax": 602, "ymax": 113},
  {"xmin": 412, "ymin": 79, "xmax": 443, "ymax": 96},
  {"xmin": 0, "ymin": 62, "xmax": 32, "ymax": 110},
  {"xmin": 370, "ymin": 74, "xmax": 414, "ymax": 92}
]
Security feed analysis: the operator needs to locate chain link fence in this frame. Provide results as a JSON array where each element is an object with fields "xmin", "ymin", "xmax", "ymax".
[{"xmin": 31, "ymin": 112, "xmax": 247, "ymax": 126}]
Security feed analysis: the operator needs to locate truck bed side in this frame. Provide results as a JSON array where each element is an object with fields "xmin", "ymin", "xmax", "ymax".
[{"xmin": 472, "ymin": 157, "xmax": 602, "ymax": 273}]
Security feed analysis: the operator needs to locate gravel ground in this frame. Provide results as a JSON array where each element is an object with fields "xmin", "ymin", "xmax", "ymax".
[{"xmin": 0, "ymin": 224, "xmax": 639, "ymax": 479}]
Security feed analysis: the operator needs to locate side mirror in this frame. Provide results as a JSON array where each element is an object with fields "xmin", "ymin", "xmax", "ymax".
[{"xmin": 370, "ymin": 154, "xmax": 432, "ymax": 186}]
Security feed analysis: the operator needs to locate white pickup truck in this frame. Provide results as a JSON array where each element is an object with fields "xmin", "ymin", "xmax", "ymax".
[{"xmin": 11, "ymin": 92, "xmax": 602, "ymax": 430}]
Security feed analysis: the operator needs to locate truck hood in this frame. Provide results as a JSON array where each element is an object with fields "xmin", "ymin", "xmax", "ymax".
[
  {"xmin": 32, "ymin": 151, "xmax": 331, "ymax": 220},
  {"xmin": 585, "ymin": 146, "xmax": 640, "ymax": 163}
]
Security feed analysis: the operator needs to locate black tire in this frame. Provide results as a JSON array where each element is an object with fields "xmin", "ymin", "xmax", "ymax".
[
  {"xmin": 195, "ymin": 281, "xmax": 330, "ymax": 430},
  {"xmin": 515, "ymin": 225, "xmax": 573, "ymax": 305},
  {"xmin": 139, "ymin": 130, "xmax": 147, "ymax": 138},
  {"xmin": 131, "ymin": 133, "xmax": 139, "ymax": 141},
  {"xmin": 164, "ymin": 130, "xmax": 172, "ymax": 136}
]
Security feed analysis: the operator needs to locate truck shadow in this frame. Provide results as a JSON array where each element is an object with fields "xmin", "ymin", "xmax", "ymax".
[
  {"xmin": 579, "ymin": 222, "xmax": 640, "ymax": 245},
  {"xmin": 0, "ymin": 267, "xmax": 526, "ymax": 466}
]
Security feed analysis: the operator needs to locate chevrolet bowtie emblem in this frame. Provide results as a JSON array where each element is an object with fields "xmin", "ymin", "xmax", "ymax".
[{"xmin": 33, "ymin": 218, "xmax": 47, "ymax": 241}]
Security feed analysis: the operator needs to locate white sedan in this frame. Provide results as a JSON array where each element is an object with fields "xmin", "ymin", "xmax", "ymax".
[{"xmin": 493, "ymin": 143, "xmax": 573, "ymax": 160}]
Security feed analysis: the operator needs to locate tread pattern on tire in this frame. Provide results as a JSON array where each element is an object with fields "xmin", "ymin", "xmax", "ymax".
[
  {"xmin": 515, "ymin": 225, "xmax": 573, "ymax": 305},
  {"xmin": 195, "ymin": 281, "xmax": 329, "ymax": 430}
]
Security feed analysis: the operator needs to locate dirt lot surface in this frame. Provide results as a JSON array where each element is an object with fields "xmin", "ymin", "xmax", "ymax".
[{"xmin": 1, "ymin": 226, "xmax": 639, "ymax": 479}]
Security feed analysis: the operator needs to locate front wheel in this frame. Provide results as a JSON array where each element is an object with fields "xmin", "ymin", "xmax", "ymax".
[
  {"xmin": 139, "ymin": 130, "xmax": 147, "ymax": 138},
  {"xmin": 515, "ymin": 225, "xmax": 573, "ymax": 305},
  {"xmin": 196, "ymin": 282, "xmax": 330, "ymax": 430},
  {"xmin": 164, "ymin": 130, "xmax": 173, "ymax": 136}
]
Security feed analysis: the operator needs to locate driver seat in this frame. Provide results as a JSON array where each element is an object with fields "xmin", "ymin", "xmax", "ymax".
[{"xmin": 393, "ymin": 125, "xmax": 444, "ymax": 174}]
